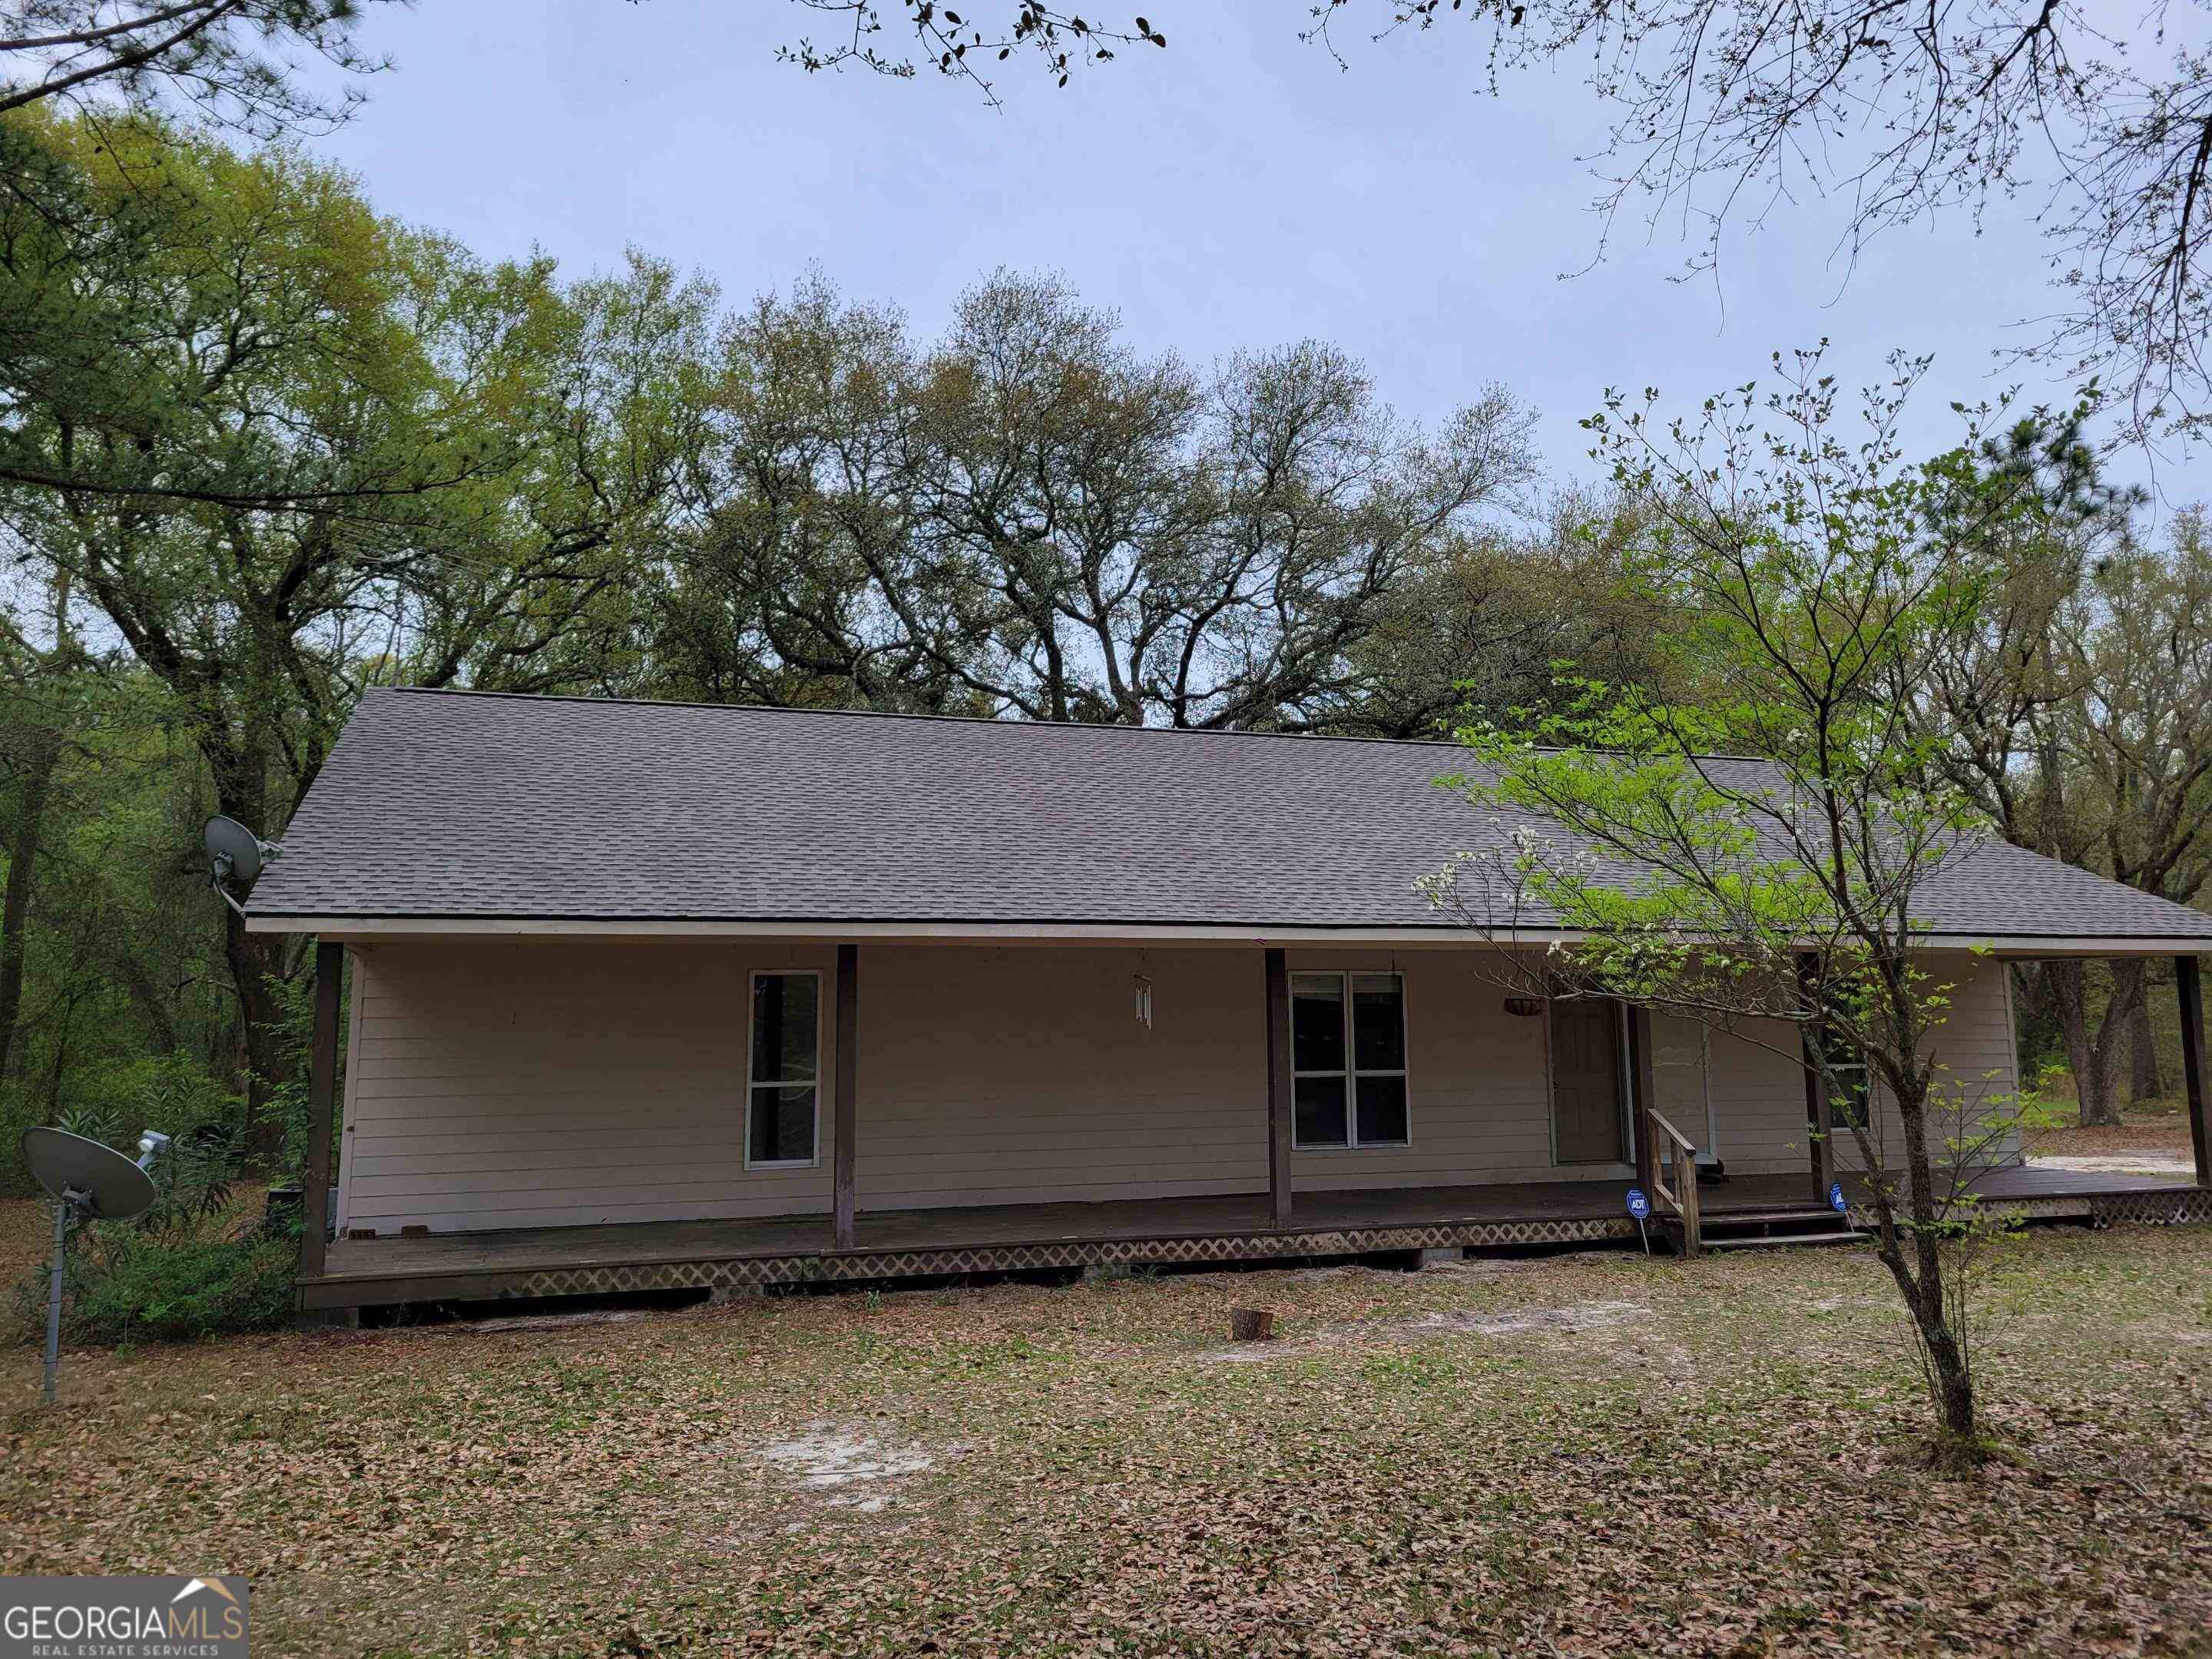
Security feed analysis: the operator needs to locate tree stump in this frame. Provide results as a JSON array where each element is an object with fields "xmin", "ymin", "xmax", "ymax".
[{"xmin": 1229, "ymin": 1307, "xmax": 1276, "ymax": 1343}]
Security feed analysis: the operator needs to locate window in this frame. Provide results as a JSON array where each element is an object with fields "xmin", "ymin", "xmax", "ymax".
[
  {"xmin": 747, "ymin": 971, "xmax": 821, "ymax": 1167},
  {"xmin": 1290, "ymin": 972, "xmax": 1409, "ymax": 1148},
  {"xmin": 1819, "ymin": 1025, "xmax": 1873, "ymax": 1130},
  {"xmin": 1810, "ymin": 991, "xmax": 1873, "ymax": 1131}
]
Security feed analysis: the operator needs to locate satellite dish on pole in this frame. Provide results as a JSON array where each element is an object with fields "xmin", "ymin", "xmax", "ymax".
[
  {"xmin": 204, "ymin": 815, "xmax": 282, "ymax": 918},
  {"xmin": 23, "ymin": 1128, "xmax": 157, "ymax": 1219},
  {"xmin": 21, "ymin": 1127, "xmax": 167, "ymax": 1406}
]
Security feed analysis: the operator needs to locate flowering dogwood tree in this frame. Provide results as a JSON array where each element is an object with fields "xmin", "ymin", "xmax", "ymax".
[{"xmin": 1422, "ymin": 353, "xmax": 2058, "ymax": 1461}]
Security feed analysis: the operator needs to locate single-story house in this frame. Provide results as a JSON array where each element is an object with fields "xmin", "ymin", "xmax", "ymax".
[{"xmin": 248, "ymin": 688, "xmax": 2212, "ymax": 1316}]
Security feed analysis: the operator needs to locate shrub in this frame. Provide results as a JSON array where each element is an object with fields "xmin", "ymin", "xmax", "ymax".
[
  {"xmin": 11, "ymin": 1056, "xmax": 283, "ymax": 1346},
  {"xmin": 62, "ymin": 1053, "xmax": 238, "ymax": 1146},
  {"xmin": 71, "ymin": 1232, "xmax": 293, "ymax": 1343},
  {"xmin": 6, "ymin": 1052, "xmax": 243, "ymax": 1195},
  {"xmin": 18, "ymin": 1226, "xmax": 293, "ymax": 1345}
]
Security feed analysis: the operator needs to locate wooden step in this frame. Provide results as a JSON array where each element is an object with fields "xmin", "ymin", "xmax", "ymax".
[
  {"xmin": 1661, "ymin": 1209, "xmax": 1852, "ymax": 1231},
  {"xmin": 1704, "ymin": 1230, "xmax": 1867, "ymax": 1250},
  {"xmin": 1704, "ymin": 1207, "xmax": 1847, "ymax": 1225}
]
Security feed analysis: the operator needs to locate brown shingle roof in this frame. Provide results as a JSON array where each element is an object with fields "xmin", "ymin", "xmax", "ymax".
[{"xmin": 244, "ymin": 687, "xmax": 2212, "ymax": 943}]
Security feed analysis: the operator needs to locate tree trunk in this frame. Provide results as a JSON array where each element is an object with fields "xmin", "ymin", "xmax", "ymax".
[
  {"xmin": 0, "ymin": 729, "xmax": 60, "ymax": 1087},
  {"xmin": 2006, "ymin": 962, "xmax": 2060, "ymax": 1092},
  {"xmin": 107, "ymin": 945, "xmax": 180, "ymax": 1057},
  {"xmin": 1873, "ymin": 1061, "xmax": 1980, "ymax": 1455},
  {"xmin": 205, "ymin": 727, "xmax": 300, "ymax": 1164},
  {"xmin": 1906, "ymin": 1268, "xmax": 1978, "ymax": 1445},
  {"xmin": 2047, "ymin": 959, "xmax": 2128, "ymax": 1127},
  {"xmin": 2126, "ymin": 963, "xmax": 2165, "ymax": 1104},
  {"xmin": 225, "ymin": 906, "xmax": 294, "ymax": 1164}
]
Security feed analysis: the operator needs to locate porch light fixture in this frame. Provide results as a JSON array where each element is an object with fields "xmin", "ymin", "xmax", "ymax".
[
  {"xmin": 1134, "ymin": 975, "xmax": 1154, "ymax": 1029},
  {"xmin": 1502, "ymin": 995, "xmax": 1547, "ymax": 1018}
]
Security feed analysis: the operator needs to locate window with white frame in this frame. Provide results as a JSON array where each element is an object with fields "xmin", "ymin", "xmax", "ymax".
[
  {"xmin": 1290, "ymin": 972, "xmax": 1409, "ymax": 1148},
  {"xmin": 747, "ymin": 971, "xmax": 821, "ymax": 1167}
]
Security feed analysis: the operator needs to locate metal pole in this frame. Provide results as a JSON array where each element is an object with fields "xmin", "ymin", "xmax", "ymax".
[{"xmin": 41, "ymin": 1194, "xmax": 71, "ymax": 1406}]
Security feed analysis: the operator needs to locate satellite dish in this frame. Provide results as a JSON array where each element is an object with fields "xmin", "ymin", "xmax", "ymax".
[
  {"xmin": 22, "ymin": 1128, "xmax": 157, "ymax": 1220},
  {"xmin": 21, "ymin": 1127, "xmax": 167, "ymax": 1406},
  {"xmin": 204, "ymin": 815, "xmax": 282, "ymax": 917}
]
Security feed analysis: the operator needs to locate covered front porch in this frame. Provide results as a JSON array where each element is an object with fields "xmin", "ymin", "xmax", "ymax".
[
  {"xmin": 285, "ymin": 933, "xmax": 2212, "ymax": 1315},
  {"xmin": 300, "ymin": 1164, "xmax": 2212, "ymax": 1313}
]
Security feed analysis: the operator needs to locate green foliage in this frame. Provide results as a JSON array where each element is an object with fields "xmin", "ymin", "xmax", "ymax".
[
  {"xmin": 60, "ymin": 1052, "xmax": 239, "ymax": 1148},
  {"xmin": 1427, "ymin": 351, "xmax": 2043, "ymax": 1079},
  {"xmin": 8, "ymin": 1050, "xmax": 281, "ymax": 1344},
  {"xmin": 0, "ymin": 107, "xmax": 452, "ymax": 514},
  {"xmin": 1422, "ymin": 350, "xmax": 2088, "ymax": 1446},
  {"xmin": 0, "ymin": 664, "xmax": 246, "ymax": 1193},
  {"xmin": 0, "ymin": 108, "xmax": 718, "ymax": 1134},
  {"xmin": 51, "ymin": 1051, "xmax": 246, "ymax": 1233},
  {"xmin": 261, "ymin": 961, "xmax": 343, "ymax": 1186},
  {"xmin": 0, "ymin": 2, "xmax": 393, "ymax": 141},
  {"xmin": 22, "ymin": 1230, "xmax": 293, "ymax": 1345},
  {"xmin": 656, "ymin": 267, "xmax": 1541, "ymax": 729}
]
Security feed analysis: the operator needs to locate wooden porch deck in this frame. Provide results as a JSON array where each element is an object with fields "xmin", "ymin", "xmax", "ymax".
[{"xmin": 302, "ymin": 1165, "xmax": 2210, "ymax": 1312}]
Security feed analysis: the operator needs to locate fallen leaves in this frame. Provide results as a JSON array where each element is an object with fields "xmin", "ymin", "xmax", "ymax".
[{"xmin": 1, "ymin": 1222, "xmax": 2207, "ymax": 1656}]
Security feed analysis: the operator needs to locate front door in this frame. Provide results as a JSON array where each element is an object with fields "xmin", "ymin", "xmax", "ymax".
[{"xmin": 1551, "ymin": 998, "xmax": 1626, "ymax": 1164}]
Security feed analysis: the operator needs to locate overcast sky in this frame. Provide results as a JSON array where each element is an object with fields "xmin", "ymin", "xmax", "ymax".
[{"xmin": 301, "ymin": 1, "xmax": 2204, "ymax": 509}]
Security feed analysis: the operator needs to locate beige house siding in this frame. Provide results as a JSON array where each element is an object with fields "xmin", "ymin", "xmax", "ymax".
[
  {"xmin": 1702, "ymin": 1016, "xmax": 1811, "ymax": 1174},
  {"xmin": 339, "ymin": 941, "xmax": 836, "ymax": 1234},
  {"xmin": 1693, "ymin": 951, "xmax": 2022, "ymax": 1176},
  {"xmin": 854, "ymin": 945, "xmax": 1267, "ymax": 1208},
  {"xmin": 1863, "ymin": 952, "xmax": 2025, "ymax": 1170},
  {"xmin": 1280, "ymin": 949, "xmax": 1608, "ymax": 1190},
  {"xmin": 333, "ymin": 940, "xmax": 2020, "ymax": 1236}
]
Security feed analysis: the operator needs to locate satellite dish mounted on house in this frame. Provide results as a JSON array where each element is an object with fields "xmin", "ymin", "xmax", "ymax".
[
  {"xmin": 204, "ymin": 815, "xmax": 283, "ymax": 918},
  {"xmin": 21, "ymin": 1125, "xmax": 167, "ymax": 1406}
]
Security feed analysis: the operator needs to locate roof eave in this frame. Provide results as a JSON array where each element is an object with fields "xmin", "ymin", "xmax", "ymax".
[{"xmin": 241, "ymin": 912, "xmax": 2212, "ymax": 955}]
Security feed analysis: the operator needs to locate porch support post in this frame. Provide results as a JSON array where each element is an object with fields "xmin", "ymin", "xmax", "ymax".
[
  {"xmin": 1264, "ymin": 947, "xmax": 1293, "ymax": 1229},
  {"xmin": 2179, "ymin": 954, "xmax": 2209, "ymax": 1189},
  {"xmin": 834, "ymin": 942, "xmax": 859, "ymax": 1249},
  {"xmin": 298, "ymin": 939, "xmax": 343, "ymax": 1294},
  {"xmin": 1798, "ymin": 952, "xmax": 1835, "ymax": 1204},
  {"xmin": 1625, "ymin": 1005, "xmax": 1655, "ymax": 1194}
]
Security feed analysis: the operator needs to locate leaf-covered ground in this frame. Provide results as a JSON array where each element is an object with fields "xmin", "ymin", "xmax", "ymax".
[
  {"xmin": 4, "ymin": 1220, "xmax": 2210, "ymax": 1657},
  {"xmin": 2025, "ymin": 1100, "xmax": 2200, "ymax": 1161}
]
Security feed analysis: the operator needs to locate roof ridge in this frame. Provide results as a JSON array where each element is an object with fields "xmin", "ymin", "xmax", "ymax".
[
  {"xmin": 374, "ymin": 684, "xmax": 1476, "ymax": 753},
  {"xmin": 373, "ymin": 684, "xmax": 1793, "ymax": 763}
]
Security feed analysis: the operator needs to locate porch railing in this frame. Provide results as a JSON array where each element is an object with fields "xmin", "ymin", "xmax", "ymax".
[{"xmin": 1647, "ymin": 1109, "xmax": 1702, "ymax": 1258}]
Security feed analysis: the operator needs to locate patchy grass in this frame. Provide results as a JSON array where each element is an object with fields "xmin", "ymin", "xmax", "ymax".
[{"xmin": 4, "ymin": 1224, "xmax": 2210, "ymax": 1657}]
